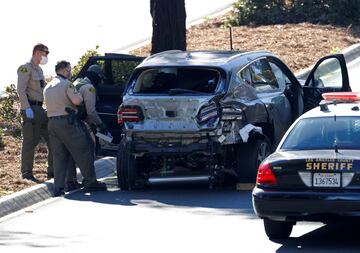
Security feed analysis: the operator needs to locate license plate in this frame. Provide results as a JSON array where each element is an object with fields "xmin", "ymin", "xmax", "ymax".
[{"xmin": 313, "ymin": 173, "xmax": 341, "ymax": 187}]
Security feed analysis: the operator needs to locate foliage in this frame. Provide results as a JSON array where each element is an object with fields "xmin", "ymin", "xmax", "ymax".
[
  {"xmin": 111, "ymin": 60, "xmax": 141, "ymax": 87},
  {"xmin": 231, "ymin": 0, "xmax": 288, "ymax": 26},
  {"xmin": 330, "ymin": 47, "xmax": 341, "ymax": 54},
  {"xmin": 229, "ymin": 0, "xmax": 360, "ymax": 26},
  {"xmin": 0, "ymin": 84, "xmax": 21, "ymax": 128},
  {"xmin": 72, "ymin": 45, "xmax": 101, "ymax": 78}
]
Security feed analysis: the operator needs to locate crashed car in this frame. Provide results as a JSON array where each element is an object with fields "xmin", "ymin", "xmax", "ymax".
[{"xmin": 115, "ymin": 50, "xmax": 350, "ymax": 190}]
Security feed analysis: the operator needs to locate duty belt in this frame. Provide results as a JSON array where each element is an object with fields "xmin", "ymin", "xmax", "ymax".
[
  {"xmin": 29, "ymin": 100, "xmax": 43, "ymax": 106},
  {"xmin": 48, "ymin": 115, "xmax": 70, "ymax": 120}
]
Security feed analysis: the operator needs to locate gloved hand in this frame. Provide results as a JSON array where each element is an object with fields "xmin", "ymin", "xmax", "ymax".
[
  {"xmin": 106, "ymin": 131, "xmax": 113, "ymax": 139},
  {"xmin": 25, "ymin": 107, "xmax": 34, "ymax": 119}
]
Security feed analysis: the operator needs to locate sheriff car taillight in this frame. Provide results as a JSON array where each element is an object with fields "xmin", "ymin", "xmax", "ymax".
[
  {"xmin": 117, "ymin": 106, "xmax": 144, "ymax": 124},
  {"xmin": 256, "ymin": 162, "xmax": 278, "ymax": 186}
]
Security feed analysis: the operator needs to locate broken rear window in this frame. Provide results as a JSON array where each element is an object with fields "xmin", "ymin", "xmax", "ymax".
[{"xmin": 132, "ymin": 67, "xmax": 221, "ymax": 95}]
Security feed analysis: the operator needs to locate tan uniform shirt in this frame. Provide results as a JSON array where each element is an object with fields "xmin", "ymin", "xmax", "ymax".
[
  {"xmin": 17, "ymin": 59, "xmax": 45, "ymax": 109},
  {"xmin": 74, "ymin": 77, "xmax": 103, "ymax": 126},
  {"xmin": 43, "ymin": 75, "xmax": 83, "ymax": 117}
]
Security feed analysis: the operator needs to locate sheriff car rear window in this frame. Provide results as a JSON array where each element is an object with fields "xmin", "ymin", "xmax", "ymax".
[
  {"xmin": 281, "ymin": 116, "xmax": 360, "ymax": 150},
  {"xmin": 132, "ymin": 67, "xmax": 221, "ymax": 94}
]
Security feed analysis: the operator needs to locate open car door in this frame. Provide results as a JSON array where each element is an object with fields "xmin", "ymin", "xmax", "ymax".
[
  {"xmin": 302, "ymin": 54, "xmax": 350, "ymax": 112},
  {"xmin": 76, "ymin": 53, "xmax": 144, "ymax": 156}
]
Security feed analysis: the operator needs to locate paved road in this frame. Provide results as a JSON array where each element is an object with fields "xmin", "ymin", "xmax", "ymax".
[{"xmin": 1, "ymin": 178, "xmax": 359, "ymax": 252}]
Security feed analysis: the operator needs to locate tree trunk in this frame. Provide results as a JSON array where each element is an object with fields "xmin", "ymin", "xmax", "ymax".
[{"xmin": 150, "ymin": 0, "xmax": 186, "ymax": 54}]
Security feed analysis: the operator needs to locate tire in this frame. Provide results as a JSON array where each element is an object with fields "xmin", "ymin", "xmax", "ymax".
[
  {"xmin": 236, "ymin": 137, "xmax": 272, "ymax": 183},
  {"xmin": 116, "ymin": 139, "xmax": 137, "ymax": 190},
  {"xmin": 264, "ymin": 219, "xmax": 293, "ymax": 240}
]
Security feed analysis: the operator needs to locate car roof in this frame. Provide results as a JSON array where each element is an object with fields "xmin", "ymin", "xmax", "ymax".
[
  {"xmin": 299, "ymin": 102, "xmax": 360, "ymax": 119},
  {"xmin": 137, "ymin": 50, "xmax": 277, "ymax": 71}
]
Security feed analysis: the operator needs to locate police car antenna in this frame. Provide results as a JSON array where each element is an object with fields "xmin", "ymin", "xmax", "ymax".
[{"xmin": 333, "ymin": 139, "xmax": 339, "ymax": 153}]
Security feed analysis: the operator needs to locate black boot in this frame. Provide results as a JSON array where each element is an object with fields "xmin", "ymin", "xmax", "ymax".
[
  {"xmin": 65, "ymin": 181, "xmax": 82, "ymax": 192},
  {"xmin": 22, "ymin": 174, "xmax": 41, "ymax": 183},
  {"xmin": 53, "ymin": 187, "xmax": 65, "ymax": 197},
  {"xmin": 83, "ymin": 181, "xmax": 107, "ymax": 191}
]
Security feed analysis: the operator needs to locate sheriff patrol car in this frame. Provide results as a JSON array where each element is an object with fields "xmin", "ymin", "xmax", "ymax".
[{"xmin": 252, "ymin": 92, "xmax": 360, "ymax": 240}]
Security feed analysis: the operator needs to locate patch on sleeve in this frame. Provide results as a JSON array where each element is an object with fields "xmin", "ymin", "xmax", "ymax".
[
  {"xmin": 19, "ymin": 66, "xmax": 28, "ymax": 73},
  {"xmin": 89, "ymin": 87, "xmax": 96, "ymax": 93}
]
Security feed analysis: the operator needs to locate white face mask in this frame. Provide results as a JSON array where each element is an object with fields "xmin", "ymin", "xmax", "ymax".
[{"xmin": 40, "ymin": 55, "xmax": 48, "ymax": 65}]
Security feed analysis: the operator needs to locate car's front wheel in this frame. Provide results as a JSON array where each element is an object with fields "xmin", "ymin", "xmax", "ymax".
[{"xmin": 264, "ymin": 219, "xmax": 293, "ymax": 240}]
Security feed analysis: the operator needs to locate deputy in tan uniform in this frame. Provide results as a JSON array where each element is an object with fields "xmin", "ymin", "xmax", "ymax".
[
  {"xmin": 17, "ymin": 43, "xmax": 53, "ymax": 181},
  {"xmin": 64, "ymin": 65, "xmax": 112, "ymax": 191},
  {"xmin": 74, "ymin": 64, "xmax": 110, "ymax": 134},
  {"xmin": 44, "ymin": 60, "xmax": 107, "ymax": 196}
]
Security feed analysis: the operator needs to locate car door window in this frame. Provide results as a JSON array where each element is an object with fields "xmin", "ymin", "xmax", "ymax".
[
  {"xmin": 268, "ymin": 62, "xmax": 290, "ymax": 92},
  {"xmin": 250, "ymin": 59, "xmax": 279, "ymax": 93},
  {"xmin": 308, "ymin": 58, "xmax": 343, "ymax": 88},
  {"xmin": 238, "ymin": 67, "xmax": 252, "ymax": 86}
]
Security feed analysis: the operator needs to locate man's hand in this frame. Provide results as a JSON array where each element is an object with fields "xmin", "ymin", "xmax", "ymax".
[{"xmin": 25, "ymin": 107, "xmax": 34, "ymax": 119}]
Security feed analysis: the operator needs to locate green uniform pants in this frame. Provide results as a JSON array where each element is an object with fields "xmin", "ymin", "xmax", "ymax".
[
  {"xmin": 48, "ymin": 117, "xmax": 97, "ymax": 189},
  {"xmin": 66, "ymin": 123, "xmax": 96, "ymax": 184},
  {"xmin": 21, "ymin": 105, "xmax": 53, "ymax": 178}
]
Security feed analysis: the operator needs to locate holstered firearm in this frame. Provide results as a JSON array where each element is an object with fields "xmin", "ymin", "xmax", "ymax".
[
  {"xmin": 65, "ymin": 107, "xmax": 76, "ymax": 125},
  {"xmin": 76, "ymin": 104, "xmax": 87, "ymax": 121}
]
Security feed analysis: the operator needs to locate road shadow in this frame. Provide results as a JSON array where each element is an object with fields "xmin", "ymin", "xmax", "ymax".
[
  {"xmin": 65, "ymin": 177, "xmax": 256, "ymax": 217},
  {"xmin": 275, "ymin": 222, "xmax": 360, "ymax": 252}
]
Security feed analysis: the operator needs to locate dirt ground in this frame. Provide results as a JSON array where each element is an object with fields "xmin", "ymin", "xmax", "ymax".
[
  {"xmin": 0, "ymin": 134, "xmax": 49, "ymax": 196},
  {"xmin": 1, "ymin": 11, "xmax": 359, "ymax": 197},
  {"xmin": 133, "ymin": 14, "xmax": 360, "ymax": 72}
]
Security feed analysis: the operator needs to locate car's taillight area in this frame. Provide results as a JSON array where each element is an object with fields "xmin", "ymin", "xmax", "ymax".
[
  {"xmin": 256, "ymin": 162, "xmax": 278, "ymax": 186},
  {"xmin": 197, "ymin": 102, "xmax": 219, "ymax": 124},
  {"xmin": 220, "ymin": 106, "xmax": 243, "ymax": 121},
  {"xmin": 117, "ymin": 106, "xmax": 144, "ymax": 124}
]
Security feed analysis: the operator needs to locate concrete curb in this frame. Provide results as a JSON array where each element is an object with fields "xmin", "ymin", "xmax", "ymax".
[
  {"xmin": 0, "ymin": 157, "xmax": 116, "ymax": 219},
  {"xmin": 296, "ymin": 43, "xmax": 360, "ymax": 79}
]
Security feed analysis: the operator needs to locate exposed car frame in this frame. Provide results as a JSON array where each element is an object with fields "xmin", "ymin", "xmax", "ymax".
[{"xmin": 115, "ymin": 51, "xmax": 350, "ymax": 190}]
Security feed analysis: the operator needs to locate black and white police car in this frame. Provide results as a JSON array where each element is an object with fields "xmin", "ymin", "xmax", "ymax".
[{"xmin": 252, "ymin": 92, "xmax": 360, "ymax": 240}]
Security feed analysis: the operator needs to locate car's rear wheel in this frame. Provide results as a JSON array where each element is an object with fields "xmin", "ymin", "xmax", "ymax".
[
  {"xmin": 263, "ymin": 219, "xmax": 293, "ymax": 240},
  {"xmin": 236, "ymin": 137, "xmax": 272, "ymax": 183},
  {"xmin": 116, "ymin": 139, "xmax": 138, "ymax": 190}
]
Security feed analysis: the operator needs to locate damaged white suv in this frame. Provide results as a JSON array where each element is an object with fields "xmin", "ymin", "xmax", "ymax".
[{"xmin": 116, "ymin": 50, "xmax": 350, "ymax": 190}]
